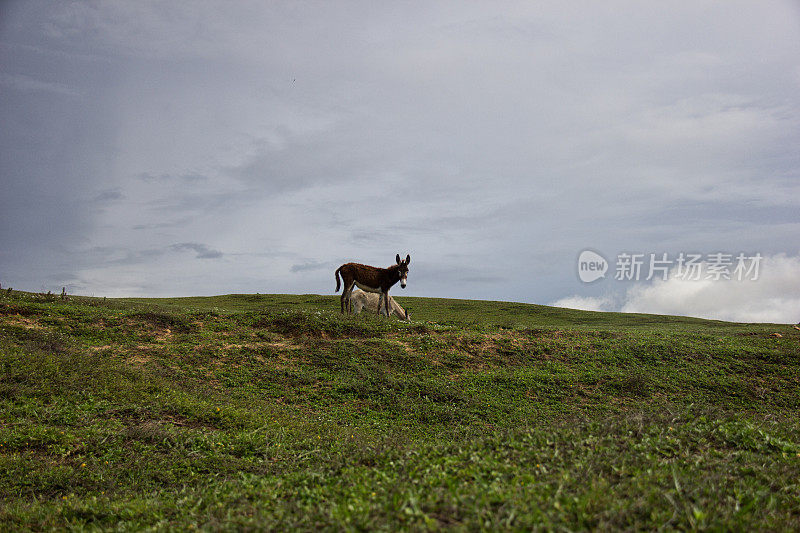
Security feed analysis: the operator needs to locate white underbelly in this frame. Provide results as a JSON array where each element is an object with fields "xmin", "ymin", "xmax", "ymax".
[{"xmin": 354, "ymin": 282, "xmax": 381, "ymax": 293}]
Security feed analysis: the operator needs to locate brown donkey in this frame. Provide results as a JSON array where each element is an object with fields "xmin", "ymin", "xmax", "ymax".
[{"xmin": 335, "ymin": 254, "xmax": 410, "ymax": 316}]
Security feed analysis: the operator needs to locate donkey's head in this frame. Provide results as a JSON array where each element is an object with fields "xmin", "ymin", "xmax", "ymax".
[{"xmin": 395, "ymin": 253, "xmax": 410, "ymax": 288}]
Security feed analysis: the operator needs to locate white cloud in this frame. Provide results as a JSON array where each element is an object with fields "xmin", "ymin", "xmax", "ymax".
[
  {"xmin": 552, "ymin": 254, "xmax": 800, "ymax": 324},
  {"xmin": 549, "ymin": 295, "xmax": 614, "ymax": 313},
  {"xmin": 620, "ymin": 254, "xmax": 800, "ymax": 323}
]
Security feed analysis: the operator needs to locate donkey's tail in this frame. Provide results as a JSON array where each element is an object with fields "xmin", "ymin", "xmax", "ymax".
[{"xmin": 335, "ymin": 266, "xmax": 342, "ymax": 292}]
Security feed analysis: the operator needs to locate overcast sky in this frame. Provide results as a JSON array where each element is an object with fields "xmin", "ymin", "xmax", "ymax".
[{"xmin": 1, "ymin": 1, "xmax": 799, "ymax": 322}]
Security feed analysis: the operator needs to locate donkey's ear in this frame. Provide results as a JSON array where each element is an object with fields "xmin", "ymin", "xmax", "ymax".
[
  {"xmin": 396, "ymin": 254, "xmax": 401, "ymax": 264},
  {"xmin": 405, "ymin": 254, "xmax": 410, "ymax": 265}
]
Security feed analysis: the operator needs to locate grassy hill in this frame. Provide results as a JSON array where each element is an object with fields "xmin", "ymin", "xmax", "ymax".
[{"xmin": 1, "ymin": 291, "xmax": 799, "ymax": 530}]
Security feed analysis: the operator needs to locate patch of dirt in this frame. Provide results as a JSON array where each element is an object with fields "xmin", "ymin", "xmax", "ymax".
[
  {"xmin": 90, "ymin": 345, "xmax": 112, "ymax": 352},
  {"xmin": 153, "ymin": 328, "xmax": 173, "ymax": 341},
  {"xmin": 383, "ymin": 338, "xmax": 414, "ymax": 354},
  {"xmin": 129, "ymin": 352, "xmax": 151, "ymax": 364},
  {"xmin": 121, "ymin": 317, "xmax": 176, "ymax": 342},
  {"xmin": 267, "ymin": 340, "xmax": 294, "ymax": 349},
  {"xmin": 1, "ymin": 314, "xmax": 45, "ymax": 330},
  {"xmin": 220, "ymin": 340, "xmax": 297, "ymax": 351}
]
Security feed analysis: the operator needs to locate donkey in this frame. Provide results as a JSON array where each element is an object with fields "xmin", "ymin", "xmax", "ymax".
[
  {"xmin": 335, "ymin": 254, "xmax": 410, "ymax": 316},
  {"xmin": 350, "ymin": 289, "xmax": 411, "ymax": 321}
]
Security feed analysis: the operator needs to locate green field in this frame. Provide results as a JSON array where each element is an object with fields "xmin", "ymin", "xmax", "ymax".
[{"xmin": 1, "ymin": 291, "xmax": 799, "ymax": 530}]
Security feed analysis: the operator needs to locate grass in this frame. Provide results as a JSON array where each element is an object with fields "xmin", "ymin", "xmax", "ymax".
[{"xmin": 1, "ymin": 291, "xmax": 799, "ymax": 530}]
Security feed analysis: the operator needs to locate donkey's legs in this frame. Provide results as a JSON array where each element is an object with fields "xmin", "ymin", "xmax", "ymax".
[
  {"xmin": 379, "ymin": 291, "xmax": 391, "ymax": 317},
  {"xmin": 341, "ymin": 279, "xmax": 354, "ymax": 314},
  {"xmin": 345, "ymin": 281, "xmax": 356, "ymax": 314}
]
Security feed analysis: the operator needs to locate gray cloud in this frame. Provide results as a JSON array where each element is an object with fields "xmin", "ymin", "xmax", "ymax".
[
  {"xmin": 132, "ymin": 217, "xmax": 192, "ymax": 231},
  {"xmin": 231, "ymin": 131, "xmax": 371, "ymax": 194},
  {"xmin": 93, "ymin": 188, "xmax": 125, "ymax": 202},
  {"xmin": 137, "ymin": 172, "xmax": 172, "ymax": 182},
  {"xmin": 170, "ymin": 243, "xmax": 223, "ymax": 259},
  {"xmin": 1, "ymin": 1, "xmax": 798, "ymax": 315},
  {"xmin": 83, "ymin": 246, "xmax": 168, "ymax": 266},
  {"xmin": 0, "ymin": 72, "xmax": 79, "ymax": 97},
  {"xmin": 137, "ymin": 172, "xmax": 209, "ymax": 183},
  {"xmin": 290, "ymin": 261, "xmax": 329, "ymax": 273}
]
